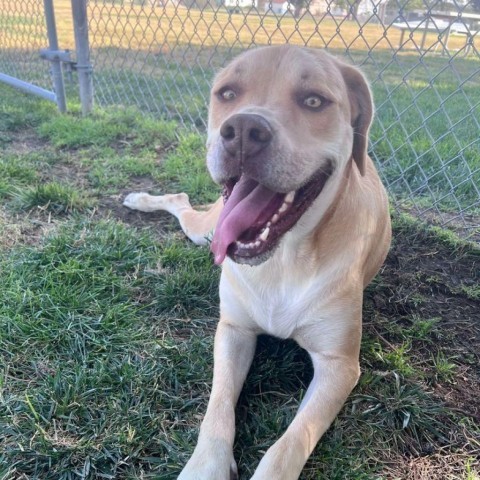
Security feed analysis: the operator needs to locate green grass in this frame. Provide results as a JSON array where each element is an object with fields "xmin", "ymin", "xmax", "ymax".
[
  {"xmin": 95, "ymin": 47, "xmax": 480, "ymax": 215},
  {"xmin": 0, "ymin": 84, "xmax": 479, "ymax": 479},
  {"xmin": 0, "ymin": 154, "xmax": 38, "ymax": 195},
  {"xmin": 1, "ymin": 0, "xmax": 479, "ymax": 218},
  {"xmin": 354, "ymin": 51, "xmax": 480, "ymax": 214},
  {"xmin": 0, "ymin": 89, "xmax": 57, "ymax": 133},
  {"xmin": 38, "ymin": 107, "xmax": 178, "ymax": 150},
  {"xmin": 159, "ymin": 133, "xmax": 219, "ymax": 204},
  {"xmin": 11, "ymin": 182, "xmax": 94, "ymax": 214},
  {"xmin": 0, "ymin": 212, "xmax": 219, "ymax": 477},
  {"xmin": 93, "ymin": 58, "xmax": 212, "ymax": 128}
]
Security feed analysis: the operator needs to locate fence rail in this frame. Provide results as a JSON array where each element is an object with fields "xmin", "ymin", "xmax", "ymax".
[
  {"xmin": 0, "ymin": 0, "xmax": 67, "ymax": 110},
  {"xmin": 1, "ymin": 0, "xmax": 479, "ymax": 235}
]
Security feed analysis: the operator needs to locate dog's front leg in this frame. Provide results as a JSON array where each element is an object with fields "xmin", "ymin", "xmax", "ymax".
[
  {"xmin": 124, "ymin": 193, "xmax": 222, "ymax": 246},
  {"xmin": 251, "ymin": 348, "xmax": 360, "ymax": 480},
  {"xmin": 179, "ymin": 321, "xmax": 256, "ymax": 480}
]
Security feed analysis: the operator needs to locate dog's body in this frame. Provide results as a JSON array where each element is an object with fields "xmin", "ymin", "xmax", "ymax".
[{"xmin": 124, "ymin": 45, "xmax": 391, "ymax": 480}]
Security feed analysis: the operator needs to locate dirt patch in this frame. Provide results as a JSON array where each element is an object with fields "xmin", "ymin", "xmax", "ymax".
[
  {"xmin": 45, "ymin": 161, "xmax": 91, "ymax": 190},
  {"xmin": 366, "ymin": 224, "xmax": 480, "ymax": 422},
  {"xmin": 99, "ymin": 190, "xmax": 179, "ymax": 234},
  {"xmin": 401, "ymin": 205, "xmax": 480, "ymax": 243},
  {"xmin": 2, "ymin": 129, "xmax": 47, "ymax": 155},
  {"xmin": 0, "ymin": 207, "xmax": 57, "ymax": 248},
  {"xmin": 45, "ymin": 156, "xmax": 177, "ymax": 231},
  {"xmin": 382, "ymin": 451, "xmax": 479, "ymax": 480}
]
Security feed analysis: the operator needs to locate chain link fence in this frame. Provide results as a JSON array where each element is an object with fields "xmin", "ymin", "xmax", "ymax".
[
  {"xmin": 1, "ymin": 0, "xmax": 479, "ymax": 235},
  {"xmin": 0, "ymin": 0, "xmax": 56, "ymax": 100}
]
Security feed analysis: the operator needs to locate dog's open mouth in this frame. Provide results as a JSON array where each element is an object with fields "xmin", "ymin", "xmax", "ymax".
[{"xmin": 211, "ymin": 164, "xmax": 333, "ymax": 265}]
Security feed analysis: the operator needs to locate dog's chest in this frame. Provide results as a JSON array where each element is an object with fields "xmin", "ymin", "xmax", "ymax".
[
  {"xmin": 226, "ymin": 264, "xmax": 327, "ymax": 338},
  {"xmin": 250, "ymin": 288, "xmax": 308, "ymax": 338}
]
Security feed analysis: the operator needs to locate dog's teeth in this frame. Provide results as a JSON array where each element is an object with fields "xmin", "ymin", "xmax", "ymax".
[
  {"xmin": 266, "ymin": 221, "xmax": 271, "ymax": 228},
  {"xmin": 285, "ymin": 191, "xmax": 295, "ymax": 204},
  {"xmin": 272, "ymin": 214, "xmax": 279, "ymax": 224},
  {"xmin": 259, "ymin": 227, "xmax": 270, "ymax": 242},
  {"xmin": 238, "ymin": 241, "xmax": 258, "ymax": 250},
  {"xmin": 279, "ymin": 202, "xmax": 289, "ymax": 213}
]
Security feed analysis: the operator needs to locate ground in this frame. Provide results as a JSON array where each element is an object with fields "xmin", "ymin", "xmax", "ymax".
[{"xmin": 0, "ymin": 86, "xmax": 479, "ymax": 479}]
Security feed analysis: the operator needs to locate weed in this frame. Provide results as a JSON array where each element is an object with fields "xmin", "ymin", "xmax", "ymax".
[
  {"xmin": 465, "ymin": 458, "xmax": 480, "ymax": 480},
  {"xmin": 352, "ymin": 372, "xmax": 450, "ymax": 450},
  {"xmin": 454, "ymin": 284, "xmax": 480, "ymax": 301},
  {"xmin": 432, "ymin": 352, "xmax": 458, "ymax": 383},
  {"xmin": 11, "ymin": 182, "xmax": 94, "ymax": 214},
  {"xmin": 406, "ymin": 316, "xmax": 441, "ymax": 341},
  {"xmin": 370, "ymin": 341, "xmax": 416, "ymax": 377}
]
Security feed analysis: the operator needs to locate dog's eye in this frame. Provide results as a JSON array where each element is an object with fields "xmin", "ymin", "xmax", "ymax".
[
  {"xmin": 219, "ymin": 89, "xmax": 237, "ymax": 101},
  {"xmin": 303, "ymin": 95, "xmax": 323, "ymax": 109}
]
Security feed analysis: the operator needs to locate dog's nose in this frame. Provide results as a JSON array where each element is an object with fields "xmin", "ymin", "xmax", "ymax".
[{"xmin": 220, "ymin": 114, "xmax": 273, "ymax": 158}]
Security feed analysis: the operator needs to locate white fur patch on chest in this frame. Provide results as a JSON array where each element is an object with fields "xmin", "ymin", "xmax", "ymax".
[
  {"xmin": 248, "ymin": 286, "xmax": 307, "ymax": 337},
  {"xmin": 223, "ymin": 256, "xmax": 338, "ymax": 339}
]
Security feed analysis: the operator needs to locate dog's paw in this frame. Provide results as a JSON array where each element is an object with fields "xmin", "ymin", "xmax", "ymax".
[
  {"xmin": 178, "ymin": 463, "xmax": 237, "ymax": 480},
  {"xmin": 123, "ymin": 192, "xmax": 152, "ymax": 212},
  {"xmin": 178, "ymin": 451, "xmax": 237, "ymax": 480}
]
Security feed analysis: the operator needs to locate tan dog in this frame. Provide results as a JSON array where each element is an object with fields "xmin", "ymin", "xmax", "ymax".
[{"xmin": 124, "ymin": 45, "xmax": 391, "ymax": 480}]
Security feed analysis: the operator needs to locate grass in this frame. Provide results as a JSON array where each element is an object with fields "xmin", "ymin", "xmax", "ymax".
[
  {"xmin": 90, "ymin": 48, "xmax": 479, "ymax": 216},
  {"xmin": 3, "ymin": 0, "xmax": 475, "ymax": 54},
  {"xmin": 159, "ymin": 133, "xmax": 220, "ymax": 204},
  {"xmin": 11, "ymin": 182, "xmax": 94, "ymax": 214},
  {"xmin": 0, "ymin": 81, "xmax": 479, "ymax": 480},
  {"xmin": 1, "ymin": 0, "xmax": 479, "ymax": 218},
  {"xmin": 38, "ymin": 107, "xmax": 178, "ymax": 150},
  {"xmin": 84, "ymin": 44, "xmax": 480, "ymax": 216},
  {"xmin": 367, "ymin": 54, "xmax": 480, "ymax": 212}
]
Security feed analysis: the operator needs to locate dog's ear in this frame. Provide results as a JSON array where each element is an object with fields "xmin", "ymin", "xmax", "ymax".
[{"xmin": 339, "ymin": 63, "xmax": 374, "ymax": 176}]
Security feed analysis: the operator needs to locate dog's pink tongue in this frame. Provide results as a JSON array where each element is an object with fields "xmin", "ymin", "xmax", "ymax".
[{"xmin": 211, "ymin": 176, "xmax": 277, "ymax": 264}]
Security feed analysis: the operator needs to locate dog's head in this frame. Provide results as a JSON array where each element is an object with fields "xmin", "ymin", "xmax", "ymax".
[{"xmin": 207, "ymin": 45, "xmax": 373, "ymax": 265}]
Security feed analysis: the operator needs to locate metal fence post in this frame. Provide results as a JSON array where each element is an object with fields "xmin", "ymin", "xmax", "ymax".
[
  {"xmin": 43, "ymin": 0, "xmax": 67, "ymax": 113},
  {"xmin": 71, "ymin": 0, "xmax": 93, "ymax": 116}
]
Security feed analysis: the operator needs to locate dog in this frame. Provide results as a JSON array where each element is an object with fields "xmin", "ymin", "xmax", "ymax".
[{"xmin": 124, "ymin": 45, "xmax": 391, "ymax": 480}]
